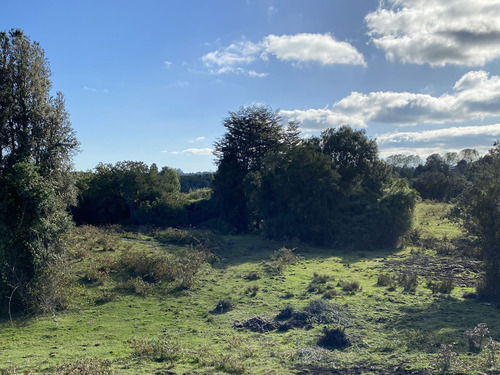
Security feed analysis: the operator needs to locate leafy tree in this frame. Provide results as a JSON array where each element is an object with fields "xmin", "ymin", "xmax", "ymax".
[
  {"xmin": 212, "ymin": 106, "xmax": 296, "ymax": 232},
  {"xmin": 252, "ymin": 126, "xmax": 416, "ymax": 248},
  {"xmin": 452, "ymin": 145, "xmax": 500, "ymax": 300},
  {"xmin": 73, "ymin": 161, "xmax": 182, "ymax": 226},
  {"xmin": 0, "ymin": 29, "xmax": 79, "ymax": 313}
]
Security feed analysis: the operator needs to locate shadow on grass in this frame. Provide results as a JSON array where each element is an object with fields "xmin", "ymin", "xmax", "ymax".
[{"xmin": 211, "ymin": 233, "xmax": 401, "ymax": 267}]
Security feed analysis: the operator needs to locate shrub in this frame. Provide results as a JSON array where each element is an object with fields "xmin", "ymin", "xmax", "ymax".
[
  {"xmin": 397, "ymin": 271, "xmax": 418, "ymax": 294},
  {"xmin": 323, "ymin": 289, "xmax": 340, "ymax": 299},
  {"xmin": 426, "ymin": 278, "xmax": 454, "ymax": 294},
  {"xmin": 128, "ymin": 335, "xmax": 181, "ymax": 362},
  {"xmin": 121, "ymin": 277, "xmax": 155, "ymax": 297},
  {"xmin": 317, "ymin": 326, "xmax": 350, "ymax": 349},
  {"xmin": 338, "ymin": 280, "xmax": 360, "ymax": 293},
  {"xmin": 211, "ymin": 298, "xmax": 235, "ymax": 314},
  {"xmin": 465, "ymin": 323, "xmax": 489, "ymax": 353},
  {"xmin": 263, "ymin": 247, "xmax": 301, "ymax": 275}
]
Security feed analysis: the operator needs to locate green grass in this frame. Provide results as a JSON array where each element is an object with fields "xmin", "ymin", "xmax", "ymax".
[{"xmin": 1, "ymin": 202, "xmax": 498, "ymax": 374}]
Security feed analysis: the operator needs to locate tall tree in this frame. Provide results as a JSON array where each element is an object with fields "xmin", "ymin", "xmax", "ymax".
[
  {"xmin": 0, "ymin": 29, "xmax": 79, "ymax": 313},
  {"xmin": 212, "ymin": 106, "xmax": 293, "ymax": 231},
  {"xmin": 452, "ymin": 144, "xmax": 500, "ymax": 300}
]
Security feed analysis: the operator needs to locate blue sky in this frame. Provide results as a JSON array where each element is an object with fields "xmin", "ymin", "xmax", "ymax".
[{"xmin": 3, "ymin": 0, "xmax": 500, "ymax": 172}]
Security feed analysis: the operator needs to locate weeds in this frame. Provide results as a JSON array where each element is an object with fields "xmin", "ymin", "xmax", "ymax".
[
  {"xmin": 426, "ymin": 278, "xmax": 454, "ymax": 294},
  {"xmin": 263, "ymin": 247, "xmax": 301, "ymax": 275},
  {"xmin": 338, "ymin": 280, "xmax": 360, "ymax": 293},
  {"xmin": 397, "ymin": 271, "xmax": 419, "ymax": 294},
  {"xmin": 128, "ymin": 335, "xmax": 181, "ymax": 362},
  {"xmin": 465, "ymin": 323, "xmax": 490, "ymax": 353},
  {"xmin": 55, "ymin": 358, "xmax": 113, "ymax": 374},
  {"xmin": 435, "ymin": 344, "xmax": 458, "ymax": 374}
]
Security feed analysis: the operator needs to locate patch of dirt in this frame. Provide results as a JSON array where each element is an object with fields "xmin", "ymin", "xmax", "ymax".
[
  {"xmin": 233, "ymin": 316, "xmax": 283, "ymax": 333},
  {"xmin": 379, "ymin": 253, "xmax": 481, "ymax": 288}
]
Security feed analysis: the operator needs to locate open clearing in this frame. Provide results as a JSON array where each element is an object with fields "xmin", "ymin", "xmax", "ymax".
[{"xmin": 1, "ymin": 202, "xmax": 499, "ymax": 374}]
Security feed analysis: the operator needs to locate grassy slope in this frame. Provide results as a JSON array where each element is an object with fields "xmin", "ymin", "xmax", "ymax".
[{"xmin": 1, "ymin": 202, "xmax": 499, "ymax": 374}]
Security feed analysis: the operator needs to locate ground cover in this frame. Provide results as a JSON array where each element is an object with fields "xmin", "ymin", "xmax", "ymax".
[{"xmin": 1, "ymin": 202, "xmax": 499, "ymax": 374}]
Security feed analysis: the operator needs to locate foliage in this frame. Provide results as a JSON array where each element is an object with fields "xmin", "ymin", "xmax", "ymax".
[
  {"xmin": 253, "ymin": 126, "xmax": 417, "ymax": 248},
  {"xmin": 452, "ymin": 145, "xmax": 500, "ymax": 301},
  {"xmin": 211, "ymin": 105, "xmax": 299, "ymax": 231},
  {"xmin": 0, "ymin": 29, "xmax": 78, "ymax": 314},
  {"xmin": 317, "ymin": 326, "xmax": 350, "ymax": 349},
  {"xmin": 73, "ymin": 161, "xmax": 184, "ymax": 226}
]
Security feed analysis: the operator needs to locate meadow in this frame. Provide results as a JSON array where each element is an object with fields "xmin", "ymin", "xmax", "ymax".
[{"xmin": 1, "ymin": 202, "xmax": 498, "ymax": 375}]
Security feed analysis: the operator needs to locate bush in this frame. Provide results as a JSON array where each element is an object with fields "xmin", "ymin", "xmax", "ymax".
[
  {"xmin": 338, "ymin": 280, "xmax": 360, "ymax": 293},
  {"xmin": 397, "ymin": 271, "xmax": 418, "ymax": 294},
  {"xmin": 317, "ymin": 326, "xmax": 350, "ymax": 349},
  {"xmin": 426, "ymin": 278, "xmax": 454, "ymax": 294},
  {"xmin": 211, "ymin": 298, "xmax": 235, "ymax": 314},
  {"xmin": 263, "ymin": 247, "xmax": 301, "ymax": 275},
  {"xmin": 464, "ymin": 323, "xmax": 490, "ymax": 353},
  {"xmin": 376, "ymin": 273, "xmax": 397, "ymax": 290}
]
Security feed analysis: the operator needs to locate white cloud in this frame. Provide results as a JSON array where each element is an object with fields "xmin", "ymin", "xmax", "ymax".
[
  {"xmin": 378, "ymin": 145, "xmax": 491, "ymax": 159},
  {"xmin": 282, "ymin": 70, "xmax": 500, "ymax": 129},
  {"xmin": 202, "ymin": 33, "xmax": 365, "ymax": 76},
  {"xmin": 377, "ymin": 124, "xmax": 500, "ymax": 144},
  {"xmin": 84, "ymin": 86, "xmax": 97, "ymax": 92},
  {"xmin": 164, "ymin": 61, "xmax": 173, "ymax": 67},
  {"xmin": 366, "ymin": 0, "xmax": 500, "ymax": 66},
  {"xmin": 182, "ymin": 148, "xmax": 213, "ymax": 155},
  {"xmin": 263, "ymin": 33, "xmax": 366, "ymax": 66}
]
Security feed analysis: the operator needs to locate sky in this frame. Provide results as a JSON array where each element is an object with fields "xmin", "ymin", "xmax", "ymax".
[{"xmin": 3, "ymin": 0, "xmax": 500, "ymax": 172}]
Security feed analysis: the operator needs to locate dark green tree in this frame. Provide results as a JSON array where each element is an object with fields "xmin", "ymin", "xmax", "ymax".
[
  {"xmin": 212, "ymin": 106, "xmax": 295, "ymax": 232},
  {"xmin": 73, "ymin": 161, "xmax": 182, "ymax": 226},
  {"xmin": 0, "ymin": 29, "xmax": 79, "ymax": 313},
  {"xmin": 252, "ymin": 126, "xmax": 417, "ymax": 248},
  {"xmin": 452, "ymin": 144, "xmax": 500, "ymax": 300}
]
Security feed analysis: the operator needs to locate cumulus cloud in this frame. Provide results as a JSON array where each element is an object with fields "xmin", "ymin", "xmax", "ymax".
[
  {"xmin": 281, "ymin": 70, "xmax": 500, "ymax": 130},
  {"xmin": 263, "ymin": 34, "xmax": 366, "ymax": 66},
  {"xmin": 202, "ymin": 33, "xmax": 365, "ymax": 76},
  {"xmin": 182, "ymin": 148, "xmax": 213, "ymax": 155},
  {"xmin": 365, "ymin": 0, "xmax": 500, "ymax": 66}
]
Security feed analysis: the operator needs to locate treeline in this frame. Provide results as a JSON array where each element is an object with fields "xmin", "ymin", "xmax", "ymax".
[
  {"xmin": 386, "ymin": 150, "xmax": 479, "ymax": 201},
  {"xmin": 70, "ymin": 107, "xmax": 417, "ymax": 249}
]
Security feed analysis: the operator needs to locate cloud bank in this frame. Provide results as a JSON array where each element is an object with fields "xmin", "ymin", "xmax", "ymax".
[
  {"xmin": 282, "ymin": 70, "xmax": 500, "ymax": 130},
  {"xmin": 366, "ymin": 0, "xmax": 500, "ymax": 66},
  {"xmin": 202, "ymin": 33, "xmax": 365, "ymax": 76}
]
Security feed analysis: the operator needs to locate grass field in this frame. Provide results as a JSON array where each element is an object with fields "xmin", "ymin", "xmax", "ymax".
[{"xmin": 1, "ymin": 202, "xmax": 498, "ymax": 374}]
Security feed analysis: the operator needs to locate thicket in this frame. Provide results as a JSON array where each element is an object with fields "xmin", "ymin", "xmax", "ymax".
[{"xmin": 212, "ymin": 106, "xmax": 417, "ymax": 248}]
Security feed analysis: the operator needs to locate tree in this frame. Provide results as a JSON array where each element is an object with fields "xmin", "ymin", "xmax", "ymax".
[
  {"xmin": 212, "ymin": 106, "xmax": 294, "ymax": 232},
  {"xmin": 72, "ymin": 161, "xmax": 182, "ymax": 226},
  {"xmin": 0, "ymin": 29, "xmax": 79, "ymax": 313},
  {"xmin": 452, "ymin": 145, "xmax": 500, "ymax": 300},
  {"xmin": 252, "ymin": 126, "xmax": 416, "ymax": 248}
]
